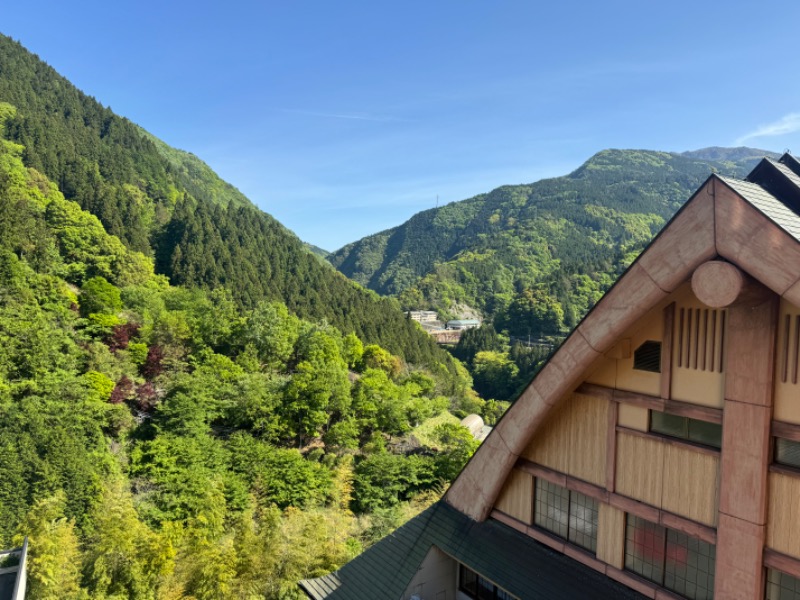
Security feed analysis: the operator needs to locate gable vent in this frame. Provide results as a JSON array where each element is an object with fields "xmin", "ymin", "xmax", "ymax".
[
  {"xmin": 633, "ymin": 341, "xmax": 661, "ymax": 373},
  {"xmin": 676, "ymin": 307, "xmax": 726, "ymax": 373},
  {"xmin": 780, "ymin": 314, "xmax": 800, "ymax": 384}
]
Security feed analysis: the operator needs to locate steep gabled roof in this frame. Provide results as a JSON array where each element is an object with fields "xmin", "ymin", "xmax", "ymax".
[
  {"xmin": 446, "ymin": 154, "xmax": 800, "ymax": 520},
  {"xmin": 300, "ymin": 502, "xmax": 646, "ymax": 600}
]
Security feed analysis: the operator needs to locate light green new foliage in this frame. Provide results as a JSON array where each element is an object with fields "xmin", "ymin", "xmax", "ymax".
[
  {"xmin": 13, "ymin": 492, "xmax": 85, "ymax": 600},
  {"xmin": 83, "ymin": 480, "xmax": 175, "ymax": 600}
]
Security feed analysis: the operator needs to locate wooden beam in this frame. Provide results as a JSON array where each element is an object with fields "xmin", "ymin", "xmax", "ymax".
[
  {"xmin": 772, "ymin": 420, "xmax": 800, "ymax": 443},
  {"xmin": 764, "ymin": 548, "xmax": 800, "ymax": 580}
]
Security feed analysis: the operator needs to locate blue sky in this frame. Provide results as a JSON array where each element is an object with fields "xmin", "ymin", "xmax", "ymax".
[{"xmin": 4, "ymin": 1, "xmax": 800, "ymax": 250}]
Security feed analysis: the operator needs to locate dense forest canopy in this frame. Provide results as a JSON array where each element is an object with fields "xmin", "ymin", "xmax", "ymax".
[
  {"xmin": 0, "ymin": 33, "xmax": 465, "ymax": 390},
  {"xmin": 0, "ymin": 106, "xmax": 485, "ymax": 597},
  {"xmin": 0, "ymin": 34, "xmax": 490, "ymax": 599}
]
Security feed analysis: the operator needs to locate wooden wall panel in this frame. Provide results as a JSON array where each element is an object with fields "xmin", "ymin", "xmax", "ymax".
[
  {"xmin": 615, "ymin": 432, "xmax": 663, "ymax": 507},
  {"xmin": 774, "ymin": 299, "xmax": 800, "ymax": 425},
  {"xmin": 661, "ymin": 444, "xmax": 719, "ymax": 526},
  {"xmin": 494, "ymin": 469, "xmax": 533, "ymax": 524},
  {"xmin": 670, "ymin": 291, "xmax": 726, "ymax": 408},
  {"xmin": 568, "ymin": 393, "xmax": 608, "ymax": 486},
  {"xmin": 522, "ymin": 397, "xmax": 571, "ymax": 474},
  {"xmin": 597, "ymin": 502, "xmax": 625, "ymax": 569},
  {"xmin": 767, "ymin": 472, "xmax": 800, "ymax": 559},
  {"xmin": 617, "ymin": 403, "xmax": 649, "ymax": 432},
  {"xmin": 614, "ymin": 304, "xmax": 663, "ymax": 398},
  {"xmin": 523, "ymin": 393, "xmax": 608, "ymax": 486}
]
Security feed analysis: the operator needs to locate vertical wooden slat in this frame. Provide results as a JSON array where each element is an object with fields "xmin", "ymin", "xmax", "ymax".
[
  {"xmin": 710, "ymin": 309, "xmax": 717, "ymax": 373},
  {"xmin": 678, "ymin": 308, "xmax": 685, "ymax": 368},
  {"xmin": 718, "ymin": 310, "xmax": 726, "ymax": 373},
  {"xmin": 661, "ymin": 303, "xmax": 674, "ymax": 400},
  {"xmin": 793, "ymin": 315, "xmax": 800, "ymax": 385},
  {"xmin": 683, "ymin": 308, "xmax": 694, "ymax": 369},
  {"xmin": 693, "ymin": 308, "xmax": 700, "ymax": 370},
  {"xmin": 701, "ymin": 309, "xmax": 708, "ymax": 371},
  {"xmin": 782, "ymin": 314, "xmax": 791, "ymax": 383},
  {"xmin": 607, "ymin": 400, "xmax": 618, "ymax": 492}
]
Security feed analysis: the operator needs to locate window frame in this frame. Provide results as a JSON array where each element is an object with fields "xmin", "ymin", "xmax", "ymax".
[
  {"xmin": 533, "ymin": 478, "xmax": 599, "ymax": 554},
  {"xmin": 766, "ymin": 568, "xmax": 800, "ymax": 600},
  {"xmin": 458, "ymin": 564, "xmax": 517, "ymax": 600},
  {"xmin": 774, "ymin": 437, "xmax": 800, "ymax": 471},
  {"xmin": 649, "ymin": 410, "xmax": 722, "ymax": 450},
  {"xmin": 624, "ymin": 514, "xmax": 716, "ymax": 600}
]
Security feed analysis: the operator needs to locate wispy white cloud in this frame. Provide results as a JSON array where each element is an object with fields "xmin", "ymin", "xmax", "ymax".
[
  {"xmin": 736, "ymin": 113, "xmax": 800, "ymax": 145},
  {"xmin": 280, "ymin": 108, "xmax": 409, "ymax": 123}
]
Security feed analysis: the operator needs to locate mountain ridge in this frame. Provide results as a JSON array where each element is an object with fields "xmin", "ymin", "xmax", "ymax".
[
  {"xmin": 328, "ymin": 147, "xmax": 772, "ymax": 331},
  {"xmin": 0, "ymin": 32, "xmax": 464, "ymax": 381}
]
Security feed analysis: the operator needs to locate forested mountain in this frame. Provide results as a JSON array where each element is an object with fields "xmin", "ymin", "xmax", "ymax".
[
  {"xmin": 0, "ymin": 33, "xmax": 462, "ymax": 384},
  {"xmin": 329, "ymin": 148, "xmax": 774, "ymax": 335},
  {"xmin": 0, "ymin": 96, "xmax": 485, "ymax": 597}
]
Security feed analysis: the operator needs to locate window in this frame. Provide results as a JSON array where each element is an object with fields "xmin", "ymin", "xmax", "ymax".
[
  {"xmin": 533, "ymin": 479, "xmax": 598, "ymax": 553},
  {"xmin": 650, "ymin": 411, "xmax": 722, "ymax": 449},
  {"xmin": 766, "ymin": 569, "xmax": 800, "ymax": 600},
  {"xmin": 625, "ymin": 514, "xmax": 715, "ymax": 600},
  {"xmin": 458, "ymin": 564, "xmax": 517, "ymax": 600},
  {"xmin": 775, "ymin": 438, "xmax": 800, "ymax": 469},
  {"xmin": 634, "ymin": 341, "xmax": 662, "ymax": 372}
]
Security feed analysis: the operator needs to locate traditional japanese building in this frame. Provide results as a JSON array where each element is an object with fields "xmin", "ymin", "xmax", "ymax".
[{"xmin": 301, "ymin": 153, "xmax": 800, "ymax": 600}]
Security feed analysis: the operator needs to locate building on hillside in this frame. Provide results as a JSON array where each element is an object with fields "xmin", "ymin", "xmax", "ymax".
[
  {"xmin": 446, "ymin": 319, "xmax": 480, "ymax": 331},
  {"xmin": 300, "ymin": 153, "xmax": 800, "ymax": 600},
  {"xmin": 0, "ymin": 538, "xmax": 27, "ymax": 600},
  {"xmin": 408, "ymin": 311, "xmax": 440, "ymax": 323}
]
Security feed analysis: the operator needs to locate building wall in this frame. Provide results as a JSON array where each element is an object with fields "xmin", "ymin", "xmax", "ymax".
[
  {"xmin": 488, "ymin": 283, "xmax": 800, "ymax": 599},
  {"xmin": 773, "ymin": 299, "xmax": 800, "ymax": 424},
  {"xmin": 522, "ymin": 391, "xmax": 608, "ymax": 487},
  {"xmin": 402, "ymin": 546, "xmax": 457, "ymax": 600}
]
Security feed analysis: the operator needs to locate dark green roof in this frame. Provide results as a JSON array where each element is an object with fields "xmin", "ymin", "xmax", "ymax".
[{"xmin": 300, "ymin": 501, "xmax": 646, "ymax": 600}]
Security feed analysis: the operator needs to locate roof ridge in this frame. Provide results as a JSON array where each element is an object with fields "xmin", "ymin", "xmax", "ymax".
[
  {"xmin": 780, "ymin": 153, "xmax": 800, "ymax": 177},
  {"xmin": 745, "ymin": 156, "xmax": 800, "ymax": 213}
]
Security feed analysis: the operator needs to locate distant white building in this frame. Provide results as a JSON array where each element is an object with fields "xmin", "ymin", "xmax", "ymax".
[
  {"xmin": 445, "ymin": 319, "xmax": 480, "ymax": 330},
  {"xmin": 407, "ymin": 310, "xmax": 439, "ymax": 323}
]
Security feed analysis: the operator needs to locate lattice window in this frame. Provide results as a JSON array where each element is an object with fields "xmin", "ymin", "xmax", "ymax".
[
  {"xmin": 766, "ymin": 569, "xmax": 800, "ymax": 600},
  {"xmin": 534, "ymin": 479, "xmax": 598, "ymax": 553},
  {"xmin": 650, "ymin": 412, "xmax": 722, "ymax": 449},
  {"xmin": 775, "ymin": 438, "xmax": 800, "ymax": 469},
  {"xmin": 780, "ymin": 314, "xmax": 800, "ymax": 385},
  {"xmin": 675, "ymin": 307, "xmax": 726, "ymax": 373},
  {"xmin": 624, "ymin": 514, "xmax": 716, "ymax": 600}
]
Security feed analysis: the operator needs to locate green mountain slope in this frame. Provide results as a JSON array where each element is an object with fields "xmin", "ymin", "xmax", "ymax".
[
  {"xmin": 329, "ymin": 148, "xmax": 774, "ymax": 334},
  {"xmin": 0, "ymin": 34, "xmax": 462, "ymax": 381},
  {"xmin": 0, "ymin": 114, "xmax": 478, "ymax": 596}
]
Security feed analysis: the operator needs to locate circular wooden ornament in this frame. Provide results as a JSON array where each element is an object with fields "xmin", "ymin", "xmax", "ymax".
[{"xmin": 691, "ymin": 261, "xmax": 745, "ymax": 308}]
